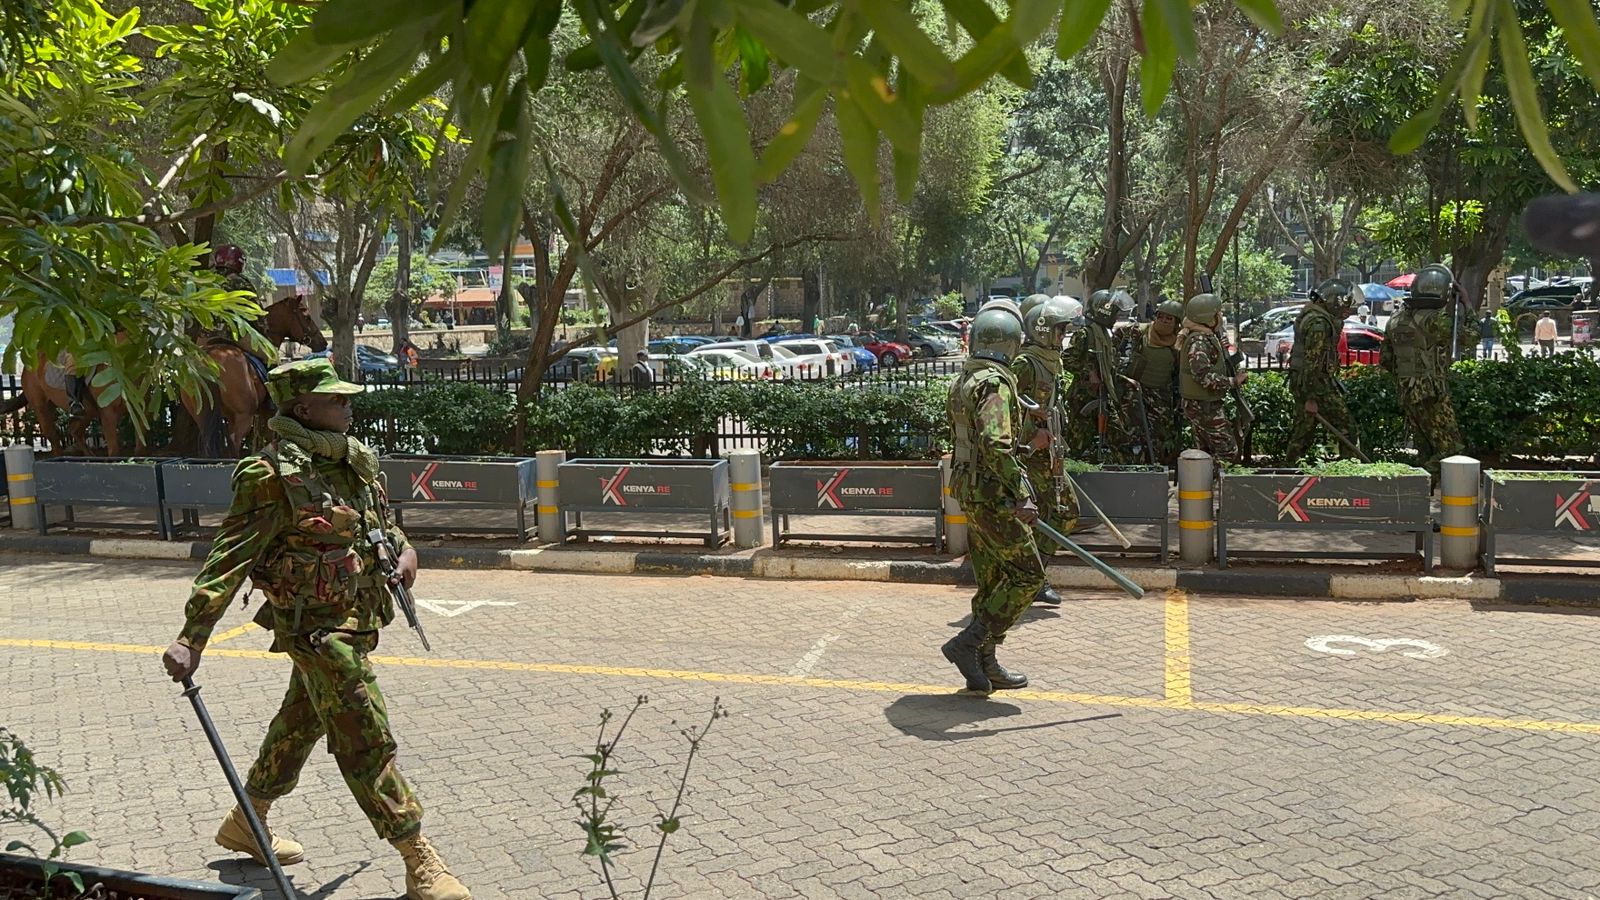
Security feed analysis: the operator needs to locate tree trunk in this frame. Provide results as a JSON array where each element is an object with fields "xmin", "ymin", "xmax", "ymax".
[
  {"xmin": 388, "ymin": 225, "xmax": 412, "ymax": 356},
  {"xmin": 801, "ymin": 268, "xmax": 821, "ymax": 332},
  {"xmin": 1451, "ymin": 207, "xmax": 1513, "ymax": 312}
]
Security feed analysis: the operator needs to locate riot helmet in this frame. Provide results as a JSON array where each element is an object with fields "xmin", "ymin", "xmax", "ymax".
[
  {"xmin": 1087, "ymin": 290, "xmax": 1126, "ymax": 328},
  {"xmin": 1312, "ymin": 278, "xmax": 1359, "ymax": 315},
  {"xmin": 212, "ymin": 244, "xmax": 245, "ymax": 275},
  {"xmin": 968, "ymin": 300, "xmax": 1025, "ymax": 364},
  {"xmin": 1408, "ymin": 264, "xmax": 1454, "ymax": 309},
  {"xmin": 1018, "ymin": 293, "xmax": 1050, "ymax": 321},
  {"xmin": 1185, "ymin": 292, "xmax": 1222, "ymax": 325},
  {"xmin": 1024, "ymin": 296, "xmax": 1078, "ymax": 347}
]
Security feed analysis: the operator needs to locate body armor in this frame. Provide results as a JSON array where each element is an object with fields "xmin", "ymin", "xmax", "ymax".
[
  {"xmin": 1386, "ymin": 309, "xmax": 1439, "ymax": 379},
  {"xmin": 1180, "ymin": 330, "xmax": 1228, "ymax": 401},
  {"xmin": 948, "ymin": 360, "xmax": 1017, "ymax": 474},
  {"xmin": 1289, "ymin": 303, "xmax": 1339, "ymax": 374},
  {"xmin": 1129, "ymin": 323, "xmax": 1179, "ymax": 389}
]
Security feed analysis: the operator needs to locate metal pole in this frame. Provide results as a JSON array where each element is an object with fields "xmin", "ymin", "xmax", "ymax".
[
  {"xmin": 1177, "ymin": 449, "xmax": 1215, "ymax": 566},
  {"xmin": 1033, "ymin": 520, "xmax": 1144, "ymax": 599},
  {"xmin": 725, "ymin": 448, "xmax": 764, "ymax": 549},
  {"xmin": 535, "ymin": 449, "xmax": 566, "ymax": 544},
  {"xmin": 180, "ymin": 678, "xmax": 298, "ymax": 899},
  {"xmin": 1438, "ymin": 455, "xmax": 1481, "ymax": 570},
  {"xmin": 940, "ymin": 456, "xmax": 968, "ymax": 556},
  {"xmin": 4, "ymin": 444, "xmax": 39, "ymax": 531}
]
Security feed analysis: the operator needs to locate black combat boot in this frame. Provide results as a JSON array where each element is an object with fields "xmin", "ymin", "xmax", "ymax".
[
  {"xmin": 1033, "ymin": 584, "xmax": 1063, "ymax": 605},
  {"xmin": 941, "ymin": 620, "xmax": 992, "ymax": 694},
  {"xmin": 980, "ymin": 642, "xmax": 1029, "ymax": 690}
]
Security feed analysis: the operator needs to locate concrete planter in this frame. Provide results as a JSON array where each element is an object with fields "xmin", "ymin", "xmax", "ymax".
[
  {"xmin": 0, "ymin": 852, "xmax": 259, "ymax": 899},
  {"xmin": 1069, "ymin": 465, "xmax": 1171, "ymax": 561},
  {"xmin": 769, "ymin": 460, "xmax": 944, "ymax": 550},
  {"xmin": 1481, "ymin": 470, "xmax": 1600, "ymax": 573},
  {"xmin": 1218, "ymin": 467, "xmax": 1433, "ymax": 570},
  {"xmin": 381, "ymin": 454, "xmax": 539, "ymax": 540},
  {"xmin": 559, "ymin": 458, "xmax": 730, "ymax": 546},
  {"xmin": 34, "ymin": 456, "xmax": 169, "ymax": 539},
  {"xmin": 159, "ymin": 458, "xmax": 239, "ymax": 540}
]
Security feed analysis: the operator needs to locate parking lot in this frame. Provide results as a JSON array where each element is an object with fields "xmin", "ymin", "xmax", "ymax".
[{"xmin": 4, "ymin": 553, "xmax": 1600, "ymax": 898}]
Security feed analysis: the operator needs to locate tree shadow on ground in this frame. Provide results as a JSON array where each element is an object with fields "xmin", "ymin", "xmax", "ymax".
[
  {"xmin": 884, "ymin": 693, "xmax": 1120, "ymax": 742},
  {"xmin": 210, "ymin": 859, "xmax": 383, "ymax": 899}
]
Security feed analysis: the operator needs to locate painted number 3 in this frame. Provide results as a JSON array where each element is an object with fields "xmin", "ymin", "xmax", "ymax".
[{"xmin": 1305, "ymin": 635, "xmax": 1449, "ymax": 659}]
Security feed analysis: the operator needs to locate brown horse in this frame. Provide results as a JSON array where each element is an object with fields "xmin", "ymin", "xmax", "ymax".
[
  {"xmin": 182, "ymin": 295, "xmax": 327, "ymax": 457},
  {"xmin": 0, "ymin": 356, "xmax": 139, "ymax": 456}
]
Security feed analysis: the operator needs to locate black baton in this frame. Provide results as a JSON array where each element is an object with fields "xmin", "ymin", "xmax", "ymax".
[{"xmin": 180, "ymin": 677, "xmax": 298, "ymax": 899}]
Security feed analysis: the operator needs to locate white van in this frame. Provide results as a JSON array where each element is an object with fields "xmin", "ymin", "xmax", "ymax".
[{"xmin": 695, "ymin": 339, "xmax": 776, "ymax": 361}]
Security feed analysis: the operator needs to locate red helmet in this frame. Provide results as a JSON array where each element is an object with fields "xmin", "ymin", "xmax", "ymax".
[{"xmin": 212, "ymin": 244, "xmax": 244, "ymax": 274}]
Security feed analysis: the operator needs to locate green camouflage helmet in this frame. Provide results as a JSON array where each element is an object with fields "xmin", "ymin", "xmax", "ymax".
[
  {"xmin": 1018, "ymin": 293, "xmax": 1051, "ymax": 320},
  {"xmin": 1408, "ymin": 263, "xmax": 1454, "ymax": 309},
  {"xmin": 1087, "ymin": 290, "xmax": 1123, "ymax": 328},
  {"xmin": 1185, "ymin": 292, "xmax": 1222, "ymax": 324},
  {"xmin": 266, "ymin": 357, "xmax": 363, "ymax": 408},
  {"xmin": 1156, "ymin": 299, "xmax": 1184, "ymax": 320},
  {"xmin": 1024, "ymin": 295, "xmax": 1080, "ymax": 346},
  {"xmin": 968, "ymin": 299, "xmax": 1025, "ymax": 364},
  {"xmin": 1312, "ymin": 278, "xmax": 1359, "ymax": 313}
]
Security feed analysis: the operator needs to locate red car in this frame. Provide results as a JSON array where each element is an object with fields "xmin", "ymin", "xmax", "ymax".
[
  {"xmin": 861, "ymin": 334, "xmax": 914, "ymax": 366},
  {"xmin": 1269, "ymin": 321, "xmax": 1385, "ymax": 366}
]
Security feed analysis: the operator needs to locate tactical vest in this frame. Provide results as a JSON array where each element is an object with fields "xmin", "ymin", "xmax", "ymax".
[
  {"xmin": 248, "ymin": 441, "xmax": 388, "ymax": 626},
  {"xmin": 1013, "ymin": 345, "xmax": 1061, "ymax": 405},
  {"xmin": 1386, "ymin": 310, "xmax": 1437, "ymax": 379},
  {"xmin": 1289, "ymin": 303, "xmax": 1338, "ymax": 374},
  {"xmin": 1180, "ymin": 330, "xmax": 1228, "ymax": 401},
  {"xmin": 1129, "ymin": 324, "xmax": 1178, "ymax": 389},
  {"xmin": 949, "ymin": 359, "xmax": 1016, "ymax": 472}
]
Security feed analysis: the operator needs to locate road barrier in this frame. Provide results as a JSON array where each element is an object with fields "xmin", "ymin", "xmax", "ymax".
[
  {"xmin": 382, "ymin": 454, "xmax": 539, "ymax": 540},
  {"xmin": 558, "ymin": 457, "xmax": 731, "ymax": 547},
  {"xmin": 1480, "ymin": 469, "xmax": 1600, "ymax": 574},
  {"xmin": 160, "ymin": 458, "xmax": 238, "ymax": 539},
  {"xmin": 34, "ymin": 456, "xmax": 170, "ymax": 540},
  {"xmin": 769, "ymin": 460, "xmax": 944, "ymax": 550},
  {"xmin": 1218, "ymin": 467, "xmax": 1434, "ymax": 571}
]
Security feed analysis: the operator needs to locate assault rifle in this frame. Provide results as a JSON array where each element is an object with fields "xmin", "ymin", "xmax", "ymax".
[{"xmin": 368, "ymin": 528, "xmax": 431, "ymax": 652}]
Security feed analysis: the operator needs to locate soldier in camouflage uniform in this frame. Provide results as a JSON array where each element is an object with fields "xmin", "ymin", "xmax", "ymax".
[
  {"xmin": 1012, "ymin": 295, "xmax": 1082, "ymax": 606},
  {"xmin": 212, "ymin": 244, "xmax": 261, "ymax": 299},
  {"xmin": 1180, "ymin": 293, "xmax": 1248, "ymax": 466},
  {"xmin": 1063, "ymin": 290, "xmax": 1133, "ymax": 461},
  {"xmin": 1118, "ymin": 298, "xmax": 1184, "ymax": 466},
  {"xmin": 1381, "ymin": 263, "xmax": 1478, "ymax": 477},
  {"xmin": 944, "ymin": 300, "xmax": 1045, "ymax": 694},
  {"xmin": 162, "ymin": 358, "xmax": 471, "ymax": 900},
  {"xmin": 1285, "ymin": 278, "xmax": 1361, "ymax": 464}
]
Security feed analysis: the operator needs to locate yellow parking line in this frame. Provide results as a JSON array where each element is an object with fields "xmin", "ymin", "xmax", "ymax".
[
  {"xmin": 1163, "ymin": 589, "xmax": 1192, "ymax": 705},
  {"xmin": 4, "ymin": 637, "xmax": 1599, "ymax": 735},
  {"xmin": 208, "ymin": 622, "xmax": 260, "ymax": 645}
]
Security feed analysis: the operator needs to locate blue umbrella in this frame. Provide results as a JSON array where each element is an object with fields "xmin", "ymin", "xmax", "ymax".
[{"xmin": 1359, "ymin": 283, "xmax": 1403, "ymax": 302}]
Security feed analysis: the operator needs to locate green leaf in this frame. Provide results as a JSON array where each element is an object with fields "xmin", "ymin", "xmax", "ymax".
[
  {"xmin": 1389, "ymin": 33, "xmax": 1473, "ymax": 154},
  {"xmin": 686, "ymin": 12, "xmax": 758, "ymax": 243},
  {"xmin": 521, "ymin": 2, "xmax": 564, "ymax": 93},
  {"xmin": 755, "ymin": 78, "xmax": 827, "ymax": 182},
  {"xmin": 835, "ymin": 94, "xmax": 881, "ymax": 222},
  {"xmin": 268, "ymin": 25, "xmax": 362, "ymax": 86},
  {"xmin": 944, "ymin": 0, "xmax": 1032, "ymax": 87},
  {"xmin": 892, "ymin": 144, "xmax": 920, "ymax": 204},
  {"xmin": 62, "ymin": 872, "xmax": 85, "ymax": 894},
  {"xmin": 939, "ymin": 0, "xmax": 1055, "ymax": 102},
  {"xmin": 735, "ymin": 27, "xmax": 772, "ymax": 95},
  {"xmin": 1056, "ymin": 0, "xmax": 1115, "ymax": 60},
  {"xmin": 858, "ymin": 1, "xmax": 959, "ymax": 95},
  {"xmin": 1231, "ymin": 0, "xmax": 1284, "ymax": 34},
  {"xmin": 1545, "ymin": 0, "xmax": 1600, "ymax": 93},
  {"xmin": 1156, "ymin": 0, "xmax": 1197, "ymax": 60},
  {"xmin": 634, "ymin": 0, "xmax": 689, "ymax": 46},
  {"xmin": 482, "ymin": 78, "xmax": 533, "ymax": 253},
  {"xmin": 1456, "ymin": 22, "xmax": 1491, "ymax": 131},
  {"xmin": 61, "ymin": 832, "xmax": 90, "ymax": 849},
  {"xmin": 382, "ymin": 44, "xmax": 458, "ymax": 116},
  {"xmin": 465, "ymin": 0, "xmax": 539, "ymax": 86},
  {"xmin": 1139, "ymin": 0, "xmax": 1178, "ymax": 117},
  {"xmin": 1496, "ymin": 0, "xmax": 1577, "ymax": 191},
  {"xmin": 844, "ymin": 58, "xmax": 919, "ymax": 151},
  {"xmin": 731, "ymin": 0, "xmax": 840, "ymax": 82},
  {"xmin": 657, "ymin": 817, "xmax": 681, "ymax": 834},
  {"xmin": 312, "ymin": 0, "xmax": 453, "ymax": 46}
]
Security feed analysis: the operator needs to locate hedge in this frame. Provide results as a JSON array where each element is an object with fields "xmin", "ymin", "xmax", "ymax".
[{"xmin": 351, "ymin": 352, "xmax": 1600, "ymax": 466}]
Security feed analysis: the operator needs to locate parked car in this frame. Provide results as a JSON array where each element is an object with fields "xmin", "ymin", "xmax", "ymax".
[
  {"xmin": 773, "ymin": 337, "xmax": 853, "ymax": 377},
  {"xmin": 824, "ymin": 334, "xmax": 880, "ymax": 371},
  {"xmin": 1266, "ymin": 321, "xmax": 1385, "ymax": 365},
  {"xmin": 904, "ymin": 328, "xmax": 962, "ymax": 358},
  {"xmin": 1506, "ymin": 285, "xmax": 1583, "ymax": 311},
  {"xmin": 695, "ymin": 339, "xmax": 778, "ymax": 362},
  {"xmin": 687, "ymin": 346, "xmax": 779, "ymax": 380},
  {"xmin": 860, "ymin": 334, "xmax": 914, "ymax": 366},
  {"xmin": 650, "ymin": 335, "xmax": 718, "ymax": 354},
  {"xmin": 1505, "ymin": 275, "xmax": 1548, "ymax": 295},
  {"xmin": 305, "ymin": 344, "xmax": 401, "ymax": 376}
]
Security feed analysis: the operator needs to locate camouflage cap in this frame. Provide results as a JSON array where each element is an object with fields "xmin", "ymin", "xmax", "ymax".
[{"xmin": 266, "ymin": 357, "xmax": 362, "ymax": 408}]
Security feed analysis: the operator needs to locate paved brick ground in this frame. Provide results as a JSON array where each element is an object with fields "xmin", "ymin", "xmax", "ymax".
[{"xmin": 3, "ymin": 551, "xmax": 1600, "ymax": 898}]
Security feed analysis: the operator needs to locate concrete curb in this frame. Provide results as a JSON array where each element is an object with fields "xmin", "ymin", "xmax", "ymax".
[{"xmin": 0, "ymin": 532, "xmax": 1584, "ymax": 605}]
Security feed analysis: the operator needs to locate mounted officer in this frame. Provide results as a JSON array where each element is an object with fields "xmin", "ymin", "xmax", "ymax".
[
  {"xmin": 1285, "ymin": 278, "xmax": 1361, "ymax": 463},
  {"xmin": 1381, "ymin": 263, "xmax": 1477, "ymax": 476},
  {"xmin": 1179, "ymin": 292, "xmax": 1248, "ymax": 466},
  {"xmin": 1012, "ymin": 294, "xmax": 1082, "ymax": 605},
  {"xmin": 161, "ymin": 358, "xmax": 471, "ymax": 900},
  {"xmin": 944, "ymin": 298, "xmax": 1046, "ymax": 694}
]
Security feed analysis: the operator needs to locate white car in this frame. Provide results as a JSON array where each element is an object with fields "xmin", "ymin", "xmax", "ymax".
[
  {"xmin": 772, "ymin": 339, "xmax": 852, "ymax": 378},
  {"xmin": 687, "ymin": 347, "xmax": 779, "ymax": 380}
]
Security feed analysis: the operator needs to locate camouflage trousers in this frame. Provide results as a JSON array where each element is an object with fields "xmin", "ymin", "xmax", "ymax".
[
  {"xmin": 962, "ymin": 498, "xmax": 1046, "ymax": 642},
  {"xmin": 1122, "ymin": 387, "xmax": 1180, "ymax": 466},
  {"xmin": 245, "ymin": 630, "xmax": 423, "ymax": 841},
  {"xmin": 1021, "ymin": 451, "xmax": 1080, "ymax": 537},
  {"xmin": 1064, "ymin": 381, "xmax": 1133, "ymax": 462},
  {"xmin": 1181, "ymin": 397, "xmax": 1240, "ymax": 465},
  {"xmin": 1284, "ymin": 388, "xmax": 1357, "ymax": 464},
  {"xmin": 1396, "ymin": 378, "xmax": 1462, "ymax": 476}
]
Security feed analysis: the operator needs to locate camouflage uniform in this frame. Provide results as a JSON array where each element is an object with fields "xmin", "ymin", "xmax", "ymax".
[
  {"xmin": 1118, "ymin": 323, "xmax": 1182, "ymax": 466},
  {"xmin": 1180, "ymin": 322, "xmax": 1240, "ymax": 465},
  {"xmin": 948, "ymin": 360, "xmax": 1046, "ymax": 642},
  {"xmin": 1284, "ymin": 302, "xmax": 1357, "ymax": 463},
  {"xmin": 1381, "ymin": 305, "xmax": 1474, "ymax": 476},
  {"xmin": 1061, "ymin": 325, "xmax": 1130, "ymax": 461},
  {"xmin": 1010, "ymin": 345, "xmax": 1081, "ymax": 536},
  {"xmin": 176, "ymin": 366, "xmax": 422, "ymax": 842}
]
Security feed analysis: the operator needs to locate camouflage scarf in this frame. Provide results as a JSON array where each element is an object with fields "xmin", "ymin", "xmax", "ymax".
[{"xmin": 268, "ymin": 414, "xmax": 380, "ymax": 482}]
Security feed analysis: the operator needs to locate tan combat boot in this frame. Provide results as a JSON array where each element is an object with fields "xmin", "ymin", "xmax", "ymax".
[
  {"xmin": 392, "ymin": 832, "xmax": 471, "ymax": 900},
  {"xmin": 215, "ymin": 796, "xmax": 305, "ymax": 866}
]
